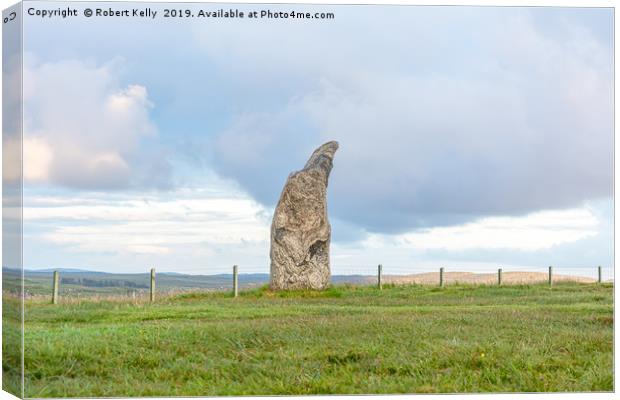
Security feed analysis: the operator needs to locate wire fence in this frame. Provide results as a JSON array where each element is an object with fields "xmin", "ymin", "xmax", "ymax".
[
  {"xmin": 156, "ymin": 263, "xmax": 613, "ymax": 275},
  {"xmin": 331, "ymin": 265, "xmax": 614, "ymax": 282},
  {"xmin": 28, "ymin": 263, "xmax": 613, "ymax": 304}
]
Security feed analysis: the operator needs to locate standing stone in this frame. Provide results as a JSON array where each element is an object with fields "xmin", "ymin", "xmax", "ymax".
[{"xmin": 270, "ymin": 141, "xmax": 339, "ymax": 290}]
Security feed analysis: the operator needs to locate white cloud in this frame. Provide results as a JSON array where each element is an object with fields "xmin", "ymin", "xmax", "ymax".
[
  {"xmin": 23, "ymin": 182, "xmax": 604, "ymax": 274},
  {"xmin": 24, "ymin": 185, "xmax": 271, "ymax": 259},
  {"xmin": 23, "ymin": 137, "xmax": 53, "ymax": 182},
  {"xmin": 22, "ymin": 58, "xmax": 167, "ymax": 189},
  {"xmin": 362, "ymin": 207, "xmax": 599, "ymax": 252}
]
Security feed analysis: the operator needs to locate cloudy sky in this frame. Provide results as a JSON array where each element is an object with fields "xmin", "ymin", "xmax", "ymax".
[{"xmin": 18, "ymin": 3, "xmax": 613, "ymax": 276}]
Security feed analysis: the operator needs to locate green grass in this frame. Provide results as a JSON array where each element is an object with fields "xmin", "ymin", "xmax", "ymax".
[
  {"xmin": 20, "ymin": 282, "xmax": 613, "ymax": 396},
  {"xmin": 3, "ymin": 295, "xmax": 23, "ymax": 397}
]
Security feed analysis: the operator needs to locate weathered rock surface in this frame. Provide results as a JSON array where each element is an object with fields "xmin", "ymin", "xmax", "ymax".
[{"xmin": 270, "ymin": 141, "xmax": 339, "ymax": 290}]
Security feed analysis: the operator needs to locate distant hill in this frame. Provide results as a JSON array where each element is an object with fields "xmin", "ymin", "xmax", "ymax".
[
  {"xmin": 2, "ymin": 267, "xmax": 371, "ymax": 297},
  {"xmin": 28, "ymin": 268, "xmax": 107, "ymax": 274}
]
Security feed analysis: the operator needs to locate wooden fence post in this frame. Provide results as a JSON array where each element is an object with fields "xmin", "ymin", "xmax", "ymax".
[
  {"xmin": 233, "ymin": 265, "xmax": 238, "ymax": 298},
  {"xmin": 439, "ymin": 267, "xmax": 444, "ymax": 288},
  {"xmin": 52, "ymin": 271, "xmax": 59, "ymax": 305},
  {"xmin": 548, "ymin": 266, "xmax": 553, "ymax": 286},
  {"xmin": 378, "ymin": 264, "xmax": 383, "ymax": 290},
  {"xmin": 598, "ymin": 266, "xmax": 602, "ymax": 284},
  {"xmin": 150, "ymin": 268, "xmax": 155, "ymax": 303},
  {"xmin": 498, "ymin": 268, "xmax": 502, "ymax": 286}
]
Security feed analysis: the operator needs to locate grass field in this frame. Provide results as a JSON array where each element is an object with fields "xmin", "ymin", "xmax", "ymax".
[{"xmin": 13, "ymin": 282, "xmax": 614, "ymax": 396}]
